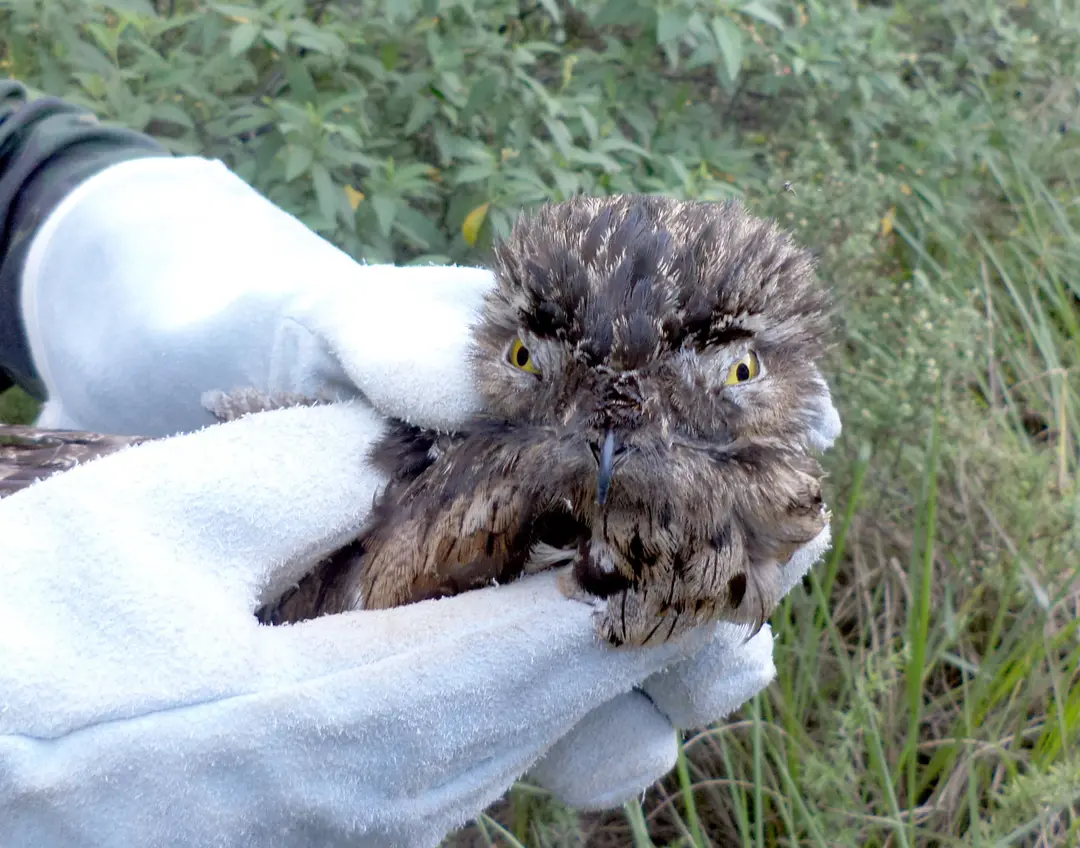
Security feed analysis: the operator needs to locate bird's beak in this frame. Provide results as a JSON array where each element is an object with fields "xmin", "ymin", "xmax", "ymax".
[{"xmin": 595, "ymin": 429, "xmax": 618, "ymax": 507}]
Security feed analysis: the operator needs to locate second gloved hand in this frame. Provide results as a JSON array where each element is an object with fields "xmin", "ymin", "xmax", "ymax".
[{"xmin": 21, "ymin": 155, "xmax": 492, "ymax": 437}]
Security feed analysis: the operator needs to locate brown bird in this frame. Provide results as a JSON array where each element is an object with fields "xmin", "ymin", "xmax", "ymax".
[{"xmin": 0, "ymin": 195, "xmax": 834, "ymax": 647}]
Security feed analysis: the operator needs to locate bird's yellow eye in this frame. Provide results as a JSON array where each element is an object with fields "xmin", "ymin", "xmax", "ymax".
[
  {"xmin": 724, "ymin": 351, "xmax": 761, "ymax": 386},
  {"xmin": 508, "ymin": 339, "xmax": 540, "ymax": 374}
]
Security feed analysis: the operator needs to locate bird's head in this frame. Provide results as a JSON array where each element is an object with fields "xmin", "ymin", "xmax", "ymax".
[{"xmin": 471, "ymin": 194, "xmax": 836, "ymax": 507}]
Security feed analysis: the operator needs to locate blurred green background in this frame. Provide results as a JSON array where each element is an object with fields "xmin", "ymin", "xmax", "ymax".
[{"xmin": 1, "ymin": 1, "xmax": 1078, "ymax": 845}]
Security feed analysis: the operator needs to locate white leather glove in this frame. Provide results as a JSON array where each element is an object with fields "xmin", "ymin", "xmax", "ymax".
[
  {"xmin": 2, "ymin": 156, "xmax": 842, "ymax": 847},
  {"xmin": 0, "ymin": 403, "xmax": 836, "ymax": 847},
  {"xmin": 21, "ymin": 156, "xmax": 491, "ymax": 437}
]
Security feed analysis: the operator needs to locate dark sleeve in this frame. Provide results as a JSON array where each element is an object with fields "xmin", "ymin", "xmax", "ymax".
[{"xmin": 0, "ymin": 80, "xmax": 170, "ymax": 400}]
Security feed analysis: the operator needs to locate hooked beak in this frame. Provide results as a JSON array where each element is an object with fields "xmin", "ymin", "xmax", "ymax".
[{"xmin": 593, "ymin": 429, "xmax": 621, "ymax": 507}]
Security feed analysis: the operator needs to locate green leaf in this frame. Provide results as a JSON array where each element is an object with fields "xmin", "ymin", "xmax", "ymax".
[
  {"xmin": 594, "ymin": 0, "xmax": 628, "ymax": 26},
  {"xmin": 69, "ymin": 41, "xmax": 117, "ymax": 75},
  {"xmin": 284, "ymin": 146, "xmax": 314, "ymax": 181},
  {"xmin": 597, "ymin": 136, "xmax": 652, "ymax": 159},
  {"xmin": 263, "ymin": 28, "xmax": 287, "ymax": 53},
  {"xmin": 371, "ymin": 195, "xmax": 398, "ymax": 238},
  {"xmin": 463, "ymin": 73, "xmax": 500, "ymax": 119},
  {"xmin": 311, "ymin": 163, "xmax": 339, "ymax": 225},
  {"xmin": 352, "ymin": 55, "xmax": 388, "ymax": 80},
  {"xmin": 394, "ymin": 162, "xmax": 440, "ymax": 189},
  {"xmin": 405, "ymin": 98, "xmax": 436, "ymax": 137},
  {"xmin": 579, "ymin": 106, "xmax": 599, "ymax": 142},
  {"xmin": 292, "ymin": 31, "xmax": 346, "ymax": 59},
  {"xmin": 455, "ymin": 163, "xmax": 496, "ymax": 184},
  {"xmin": 740, "ymin": 1, "xmax": 785, "ymax": 30},
  {"xmin": 507, "ymin": 164, "xmax": 551, "ymax": 189},
  {"xmin": 542, "ymin": 116, "xmax": 574, "ymax": 158},
  {"xmin": 86, "ymin": 23, "xmax": 119, "ymax": 58},
  {"xmin": 228, "ymin": 22, "xmax": 259, "ymax": 57},
  {"xmin": 338, "ymin": 151, "xmax": 382, "ymax": 170},
  {"xmin": 488, "ymin": 207, "xmax": 516, "ymax": 241},
  {"xmin": 220, "ymin": 106, "xmax": 276, "ymax": 137},
  {"xmin": 551, "ymin": 169, "xmax": 580, "ymax": 198},
  {"xmin": 711, "ymin": 17, "xmax": 745, "ymax": 86},
  {"xmin": 686, "ymin": 40, "xmax": 720, "ymax": 70},
  {"xmin": 667, "ymin": 155, "xmax": 692, "ymax": 186},
  {"xmin": 657, "ymin": 10, "xmax": 689, "ymax": 44},
  {"xmin": 100, "ymin": 0, "xmax": 157, "ymax": 16},
  {"xmin": 857, "ymin": 75, "xmax": 874, "ymax": 104},
  {"xmin": 380, "ymin": 42, "xmax": 400, "ymax": 71},
  {"xmin": 150, "ymin": 102, "xmax": 195, "ymax": 129},
  {"xmin": 393, "ymin": 206, "xmax": 446, "ymax": 251},
  {"xmin": 284, "ymin": 57, "xmax": 318, "ymax": 105}
]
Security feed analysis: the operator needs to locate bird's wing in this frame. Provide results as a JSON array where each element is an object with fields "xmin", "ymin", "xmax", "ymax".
[{"xmin": 0, "ymin": 425, "xmax": 150, "ymax": 498}]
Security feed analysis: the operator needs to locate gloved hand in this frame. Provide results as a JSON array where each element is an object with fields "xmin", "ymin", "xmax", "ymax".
[
  {"xmin": 0, "ymin": 401, "xmax": 836, "ymax": 848},
  {"xmin": 21, "ymin": 155, "xmax": 492, "ymax": 437}
]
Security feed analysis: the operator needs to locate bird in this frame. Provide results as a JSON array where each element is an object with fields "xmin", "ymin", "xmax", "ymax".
[{"xmin": 0, "ymin": 194, "xmax": 834, "ymax": 647}]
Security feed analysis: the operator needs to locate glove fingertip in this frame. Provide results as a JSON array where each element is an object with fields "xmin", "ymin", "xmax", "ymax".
[
  {"xmin": 641, "ymin": 625, "xmax": 777, "ymax": 730},
  {"xmin": 527, "ymin": 692, "xmax": 677, "ymax": 811}
]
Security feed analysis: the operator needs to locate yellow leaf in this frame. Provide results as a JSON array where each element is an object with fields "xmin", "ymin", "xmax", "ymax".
[
  {"xmin": 880, "ymin": 207, "xmax": 895, "ymax": 237},
  {"xmin": 344, "ymin": 185, "xmax": 365, "ymax": 210},
  {"xmin": 462, "ymin": 202, "xmax": 490, "ymax": 247},
  {"xmin": 900, "ymin": 183, "xmax": 912, "ymax": 196}
]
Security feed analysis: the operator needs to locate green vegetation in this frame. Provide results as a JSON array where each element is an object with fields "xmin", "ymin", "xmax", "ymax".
[{"xmin": 2, "ymin": 0, "xmax": 1077, "ymax": 844}]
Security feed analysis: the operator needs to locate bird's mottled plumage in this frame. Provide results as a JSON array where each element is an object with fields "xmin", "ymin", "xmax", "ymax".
[
  {"xmin": 0, "ymin": 195, "xmax": 834, "ymax": 646},
  {"xmin": 341, "ymin": 195, "xmax": 833, "ymax": 644}
]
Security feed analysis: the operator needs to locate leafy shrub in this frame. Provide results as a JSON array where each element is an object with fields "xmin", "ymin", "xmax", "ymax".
[{"xmin": 1, "ymin": 0, "xmax": 934, "ymax": 265}]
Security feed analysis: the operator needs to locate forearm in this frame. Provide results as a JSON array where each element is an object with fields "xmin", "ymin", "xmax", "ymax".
[{"xmin": 0, "ymin": 80, "xmax": 169, "ymax": 399}]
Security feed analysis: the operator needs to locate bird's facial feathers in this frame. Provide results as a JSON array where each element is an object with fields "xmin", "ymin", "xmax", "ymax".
[{"xmin": 474, "ymin": 193, "xmax": 833, "ymax": 459}]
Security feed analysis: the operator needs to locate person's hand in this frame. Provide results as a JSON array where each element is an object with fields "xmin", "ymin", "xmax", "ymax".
[
  {"xmin": 0, "ymin": 397, "xmax": 838, "ymax": 848},
  {"xmin": 21, "ymin": 154, "xmax": 493, "ymax": 437}
]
